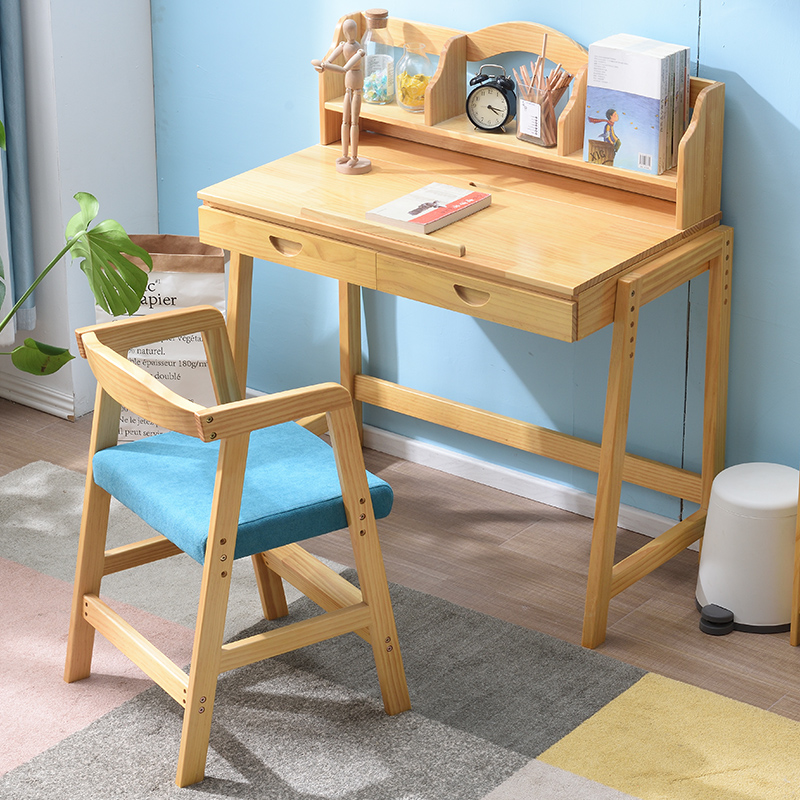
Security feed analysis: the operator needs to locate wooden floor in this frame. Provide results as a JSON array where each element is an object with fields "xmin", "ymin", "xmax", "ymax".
[{"xmin": 3, "ymin": 395, "xmax": 799, "ymax": 721}]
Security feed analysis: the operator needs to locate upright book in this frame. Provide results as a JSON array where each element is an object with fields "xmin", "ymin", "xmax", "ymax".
[
  {"xmin": 583, "ymin": 33, "xmax": 689, "ymax": 175},
  {"xmin": 366, "ymin": 183, "xmax": 491, "ymax": 234}
]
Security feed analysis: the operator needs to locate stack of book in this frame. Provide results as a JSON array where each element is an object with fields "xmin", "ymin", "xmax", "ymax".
[{"xmin": 583, "ymin": 33, "xmax": 690, "ymax": 175}]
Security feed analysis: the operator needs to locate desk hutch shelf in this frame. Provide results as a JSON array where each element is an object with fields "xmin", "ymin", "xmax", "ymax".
[{"xmin": 318, "ymin": 13, "xmax": 724, "ymax": 230}]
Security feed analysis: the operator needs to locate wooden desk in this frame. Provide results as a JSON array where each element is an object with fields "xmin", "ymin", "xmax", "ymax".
[{"xmin": 197, "ymin": 15, "xmax": 731, "ymax": 648}]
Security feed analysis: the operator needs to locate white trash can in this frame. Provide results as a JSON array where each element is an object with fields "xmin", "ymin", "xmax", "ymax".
[{"xmin": 696, "ymin": 462, "xmax": 799, "ymax": 633}]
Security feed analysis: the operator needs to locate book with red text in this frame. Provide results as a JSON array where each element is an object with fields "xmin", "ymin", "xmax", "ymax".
[{"xmin": 366, "ymin": 182, "xmax": 491, "ymax": 234}]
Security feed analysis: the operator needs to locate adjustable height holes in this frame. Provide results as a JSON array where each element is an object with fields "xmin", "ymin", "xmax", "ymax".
[
  {"xmin": 724, "ymin": 248, "xmax": 732, "ymax": 306},
  {"xmin": 217, "ymin": 537, "xmax": 231, "ymax": 575},
  {"xmin": 359, "ymin": 499, "xmax": 368, "ymax": 535},
  {"xmin": 628, "ymin": 293, "xmax": 638, "ymax": 359}
]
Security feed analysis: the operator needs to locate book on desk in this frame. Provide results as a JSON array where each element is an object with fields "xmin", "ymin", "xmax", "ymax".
[{"xmin": 366, "ymin": 182, "xmax": 491, "ymax": 234}]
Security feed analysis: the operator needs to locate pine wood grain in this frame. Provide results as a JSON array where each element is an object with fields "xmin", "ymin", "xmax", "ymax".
[{"xmin": 197, "ymin": 139, "xmax": 692, "ymax": 301}]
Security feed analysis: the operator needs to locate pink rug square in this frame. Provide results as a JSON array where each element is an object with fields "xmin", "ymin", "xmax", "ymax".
[{"xmin": 0, "ymin": 557, "xmax": 195, "ymax": 774}]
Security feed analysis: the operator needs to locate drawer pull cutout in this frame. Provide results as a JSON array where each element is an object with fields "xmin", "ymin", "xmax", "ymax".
[
  {"xmin": 454, "ymin": 284, "xmax": 490, "ymax": 307},
  {"xmin": 269, "ymin": 236, "xmax": 303, "ymax": 256}
]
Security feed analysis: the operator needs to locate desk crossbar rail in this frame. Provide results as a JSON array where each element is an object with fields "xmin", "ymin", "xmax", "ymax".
[
  {"xmin": 610, "ymin": 509, "xmax": 706, "ymax": 598},
  {"xmin": 354, "ymin": 374, "xmax": 702, "ymax": 503}
]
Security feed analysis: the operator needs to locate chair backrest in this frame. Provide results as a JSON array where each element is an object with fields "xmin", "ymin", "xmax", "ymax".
[
  {"xmin": 76, "ymin": 305, "xmax": 355, "ymax": 448},
  {"xmin": 75, "ymin": 305, "xmax": 240, "ymax": 442}
]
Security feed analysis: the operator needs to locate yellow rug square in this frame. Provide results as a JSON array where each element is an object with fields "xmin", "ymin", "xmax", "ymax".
[{"xmin": 539, "ymin": 672, "xmax": 800, "ymax": 800}]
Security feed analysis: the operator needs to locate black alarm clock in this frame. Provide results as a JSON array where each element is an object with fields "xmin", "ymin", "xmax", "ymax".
[{"xmin": 466, "ymin": 64, "xmax": 516, "ymax": 132}]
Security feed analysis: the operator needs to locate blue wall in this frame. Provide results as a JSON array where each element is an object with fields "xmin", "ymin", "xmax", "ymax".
[{"xmin": 151, "ymin": 1, "xmax": 800, "ymax": 521}]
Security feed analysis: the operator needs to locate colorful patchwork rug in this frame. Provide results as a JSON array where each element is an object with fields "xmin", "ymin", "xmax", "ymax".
[{"xmin": 2, "ymin": 462, "xmax": 799, "ymax": 799}]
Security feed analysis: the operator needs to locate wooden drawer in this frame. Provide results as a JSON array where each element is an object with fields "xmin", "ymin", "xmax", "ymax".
[
  {"xmin": 377, "ymin": 255, "xmax": 577, "ymax": 341},
  {"xmin": 199, "ymin": 205, "xmax": 377, "ymax": 288}
]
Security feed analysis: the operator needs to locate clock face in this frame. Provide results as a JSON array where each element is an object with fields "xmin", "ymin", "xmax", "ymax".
[{"xmin": 467, "ymin": 85, "xmax": 512, "ymax": 131}]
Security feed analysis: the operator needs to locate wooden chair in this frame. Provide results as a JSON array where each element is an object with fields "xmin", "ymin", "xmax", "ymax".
[{"xmin": 63, "ymin": 305, "xmax": 410, "ymax": 787}]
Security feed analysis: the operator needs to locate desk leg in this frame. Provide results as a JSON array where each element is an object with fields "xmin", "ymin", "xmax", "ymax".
[
  {"xmin": 226, "ymin": 251, "xmax": 284, "ymax": 613},
  {"xmin": 582, "ymin": 276, "xmax": 641, "ymax": 649},
  {"xmin": 701, "ymin": 229, "xmax": 733, "ymax": 506},
  {"xmin": 226, "ymin": 251, "xmax": 254, "ymax": 398},
  {"xmin": 339, "ymin": 282, "xmax": 363, "ymax": 436}
]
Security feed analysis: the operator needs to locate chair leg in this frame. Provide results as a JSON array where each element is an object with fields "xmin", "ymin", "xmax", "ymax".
[
  {"xmin": 176, "ymin": 435, "xmax": 247, "ymax": 787},
  {"xmin": 176, "ymin": 674, "xmax": 220, "ymax": 787},
  {"xmin": 64, "ymin": 477, "xmax": 112, "ymax": 683},
  {"xmin": 353, "ymin": 537, "xmax": 410, "ymax": 715},
  {"xmin": 175, "ymin": 556, "xmax": 235, "ymax": 787},
  {"xmin": 328, "ymin": 404, "xmax": 410, "ymax": 715},
  {"xmin": 347, "ymin": 502, "xmax": 409, "ymax": 715},
  {"xmin": 251, "ymin": 553, "xmax": 289, "ymax": 620}
]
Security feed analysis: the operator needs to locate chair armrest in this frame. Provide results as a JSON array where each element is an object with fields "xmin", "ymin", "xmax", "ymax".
[{"xmin": 196, "ymin": 383, "xmax": 352, "ymax": 441}]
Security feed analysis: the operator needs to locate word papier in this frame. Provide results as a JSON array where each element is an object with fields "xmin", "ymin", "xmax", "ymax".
[{"xmin": 95, "ymin": 235, "xmax": 226, "ymax": 442}]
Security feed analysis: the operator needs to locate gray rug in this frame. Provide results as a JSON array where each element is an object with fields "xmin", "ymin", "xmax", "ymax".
[{"xmin": 0, "ymin": 462, "xmax": 643, "ymax": 799}]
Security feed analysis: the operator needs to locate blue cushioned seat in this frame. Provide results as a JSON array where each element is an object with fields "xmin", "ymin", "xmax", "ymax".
[{"xmin": 92, "ymin": 422, "xmax": 393, "ymax": 564}]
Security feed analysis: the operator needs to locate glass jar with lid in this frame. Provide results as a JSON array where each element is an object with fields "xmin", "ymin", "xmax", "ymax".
[
  {"xmin": 396, "ymin": 42, "xmax": 432, "ymax": 112},
  {"xmin": 362, "ymin": 8, "xmax": 395, "ymax": 104}
]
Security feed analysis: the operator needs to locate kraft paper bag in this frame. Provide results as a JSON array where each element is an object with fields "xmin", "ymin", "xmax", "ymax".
[{"xmin": 95, "ymin": 234, "xmax": 226, "ymax": 442}]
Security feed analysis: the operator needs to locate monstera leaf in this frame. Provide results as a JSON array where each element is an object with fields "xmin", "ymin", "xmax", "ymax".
[
  {"xmin": 11, "ymin": 339, "xmax": 75, "ymax": 376},
  {"xmin": 0, "ymin": 191, "xmax": 153, "ymax": 375},
  {"xmin": 65, "ymin": 192, "xmax": 153, "ymax": 316}
]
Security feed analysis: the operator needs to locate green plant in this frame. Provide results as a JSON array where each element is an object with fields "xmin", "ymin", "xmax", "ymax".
[{"xmin": 0, "ymin": 119, "xmax": 152, "ymax": 375}]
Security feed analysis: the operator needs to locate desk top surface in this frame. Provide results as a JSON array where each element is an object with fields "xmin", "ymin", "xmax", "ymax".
[{"xmin": 198, "ymin": 134, "xmax": 718, "ymax": 299}]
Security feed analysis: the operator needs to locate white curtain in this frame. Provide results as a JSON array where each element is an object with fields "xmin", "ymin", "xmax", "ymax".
[
  {"xmin": 0, "ymin": 0, "xmax": 35, "ymax": 348},
  {"xmin": 0, "ymin": 24, "xmax": 13, "ymax": 348},
  {"xmin": 0, "ymin": 162, "xmax": 12, "ymax": 348}
]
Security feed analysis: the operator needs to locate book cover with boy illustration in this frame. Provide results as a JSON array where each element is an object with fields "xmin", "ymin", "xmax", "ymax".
[
  {"xmin": 583, "ymin": 33, "xmax": 687, "ymax": 175},
  {"xmin": 585, "ymin": 87, "xmax": 662, "ymax": 174}
]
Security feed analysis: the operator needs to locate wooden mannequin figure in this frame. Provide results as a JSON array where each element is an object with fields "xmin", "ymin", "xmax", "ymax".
[{"xmin": 312, "ymin": 18, "xmax": 371, "ymax": 174}]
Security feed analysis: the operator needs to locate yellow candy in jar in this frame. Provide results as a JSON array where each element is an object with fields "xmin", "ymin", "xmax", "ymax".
[{"xmin": 397, "ymin": 72, "xmax": 429, "ymax": 108}]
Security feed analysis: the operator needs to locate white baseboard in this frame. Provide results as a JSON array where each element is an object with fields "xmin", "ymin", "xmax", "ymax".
[
  {"xmin": 362, "ymin": 424, "xmax": 678, "ymax": 539},
  {"xmin": 0, "ymin": 371, "xmax": 74, "ymax": 419}
]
